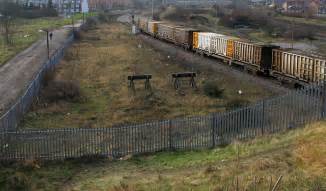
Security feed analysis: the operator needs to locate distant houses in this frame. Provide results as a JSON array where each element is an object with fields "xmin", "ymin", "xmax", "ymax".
[
  {"xmin": 272, "ymin": 0, "xmax": 326, "ymax": 17},
  {"xmin": 14, "ymin": 0, "xmax": 131, "ymax": 15}
]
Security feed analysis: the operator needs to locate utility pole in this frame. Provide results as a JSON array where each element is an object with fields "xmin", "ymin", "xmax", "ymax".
[
  {"xmin": 216, "ymin": 0, "xmax": 218, "ymax": 32},
  {"xmin": 152, "ymin": 0, "xmax": 154, "ymax": 20},
  {"xmin": 291, "ymin": 17, "xmax": 294, "ymax": 49},
  {"xmin": 46, "ymin": 30, "xmax": 49, "ymax": 59}
]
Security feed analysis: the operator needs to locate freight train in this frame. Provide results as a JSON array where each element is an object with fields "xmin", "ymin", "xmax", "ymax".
[{"xmin": 137, "ymin": 17, "xmax": 326, "ymax": 85}]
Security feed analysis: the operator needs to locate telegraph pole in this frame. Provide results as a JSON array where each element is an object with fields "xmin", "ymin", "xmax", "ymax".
[{"xmin": 152, "ymin": 0, "xmax": 154, "ymax": 19}]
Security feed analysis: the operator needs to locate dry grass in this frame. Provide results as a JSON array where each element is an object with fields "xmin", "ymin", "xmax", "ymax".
[
  {"xmin": 2, "ymin": 121, "xmax": 326, "ymax": 190},
  {"xmin": 21, "ymin": 22, "xmax": 275, "ymax": 129}
]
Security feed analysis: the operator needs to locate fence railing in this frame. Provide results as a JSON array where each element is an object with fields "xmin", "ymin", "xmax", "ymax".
[
  {"xmin": 0, "ymin": 82, "xmax": 325, "ymax": 161},
  {"xmin": 0, "ymin": 30, "xmax": 76, "ymax": 132}
]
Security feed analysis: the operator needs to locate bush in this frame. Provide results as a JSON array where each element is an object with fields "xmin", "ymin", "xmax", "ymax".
[
  {"xmin": 98, "ymin": 12, "xmax": 110, "ymax": 23},
  {"xmin": 73, "ymin": 30, "xmax": 82, "ymax": 40},
  {"xmin": 283, "ymin": 26, "xmax": 316, "ymax": 40},
  {"xmin": 161, "ymin": 6, "xmax": 192, "ymax": 22},
  {"xmin": 18, "ymin": 8, "xmax": 58, "ymax": 18},
  {"xmin": 203, "ymin": 81, "xmax": 224, "ymax": 98},
  {"xmin": 225, "ymin": 98, "xmax": 250, "ymax": 110},
  {"xmin": 82, "ymin": 17, "xmax": 98, "ymax": 31},
  {"xmin": 43, "ymin": 70, "xmax": 56, "ymax": 87},
  {"xmin": 4, "ymin": 172, "xmax": 31, "ymax": 191},
  {"xmin": 41, "ymin": 80, "xmax": 81, "ymax": 103}
]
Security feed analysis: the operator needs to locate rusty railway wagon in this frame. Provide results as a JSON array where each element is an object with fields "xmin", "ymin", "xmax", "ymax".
[
  {"xmin": 137, "ymin": 17, "xmax": 326, "ymax": 85},
  {"xmin": 232, "ymin": 41, "xmax": 279, "ymax": 74},
  {"xmin": 272, "ymin": 49, "xmax": 326, "ymax": 83},
  {"xmin": 137, "ymin": 17, "xmax": 149, "ymax": 33}
]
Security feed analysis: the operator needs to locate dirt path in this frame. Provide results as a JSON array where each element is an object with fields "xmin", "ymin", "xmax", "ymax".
[{"xmin": 0, "ymin": 23, "xmax": 81, "ymax": 115}]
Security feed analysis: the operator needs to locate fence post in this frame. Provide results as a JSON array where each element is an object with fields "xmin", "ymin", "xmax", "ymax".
[
  {"xmin": 169, "ymin": 120, "xmax": 172, "ymax": 151},
  {"xmin": 261, "ymin": 100, "xmax": 265, "ymax": 135},
  {"xmin": 322, "ymin": 80, "xmax": 326, "ymax": 118},
  {"xmin": 211, "ymin": 114, "xmax": 216, "ymax": 148}
]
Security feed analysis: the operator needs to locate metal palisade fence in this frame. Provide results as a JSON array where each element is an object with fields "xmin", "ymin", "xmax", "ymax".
[
  {"xmin": 0, "ymin": 81, "xmax": 325, "ymax": 160},
  {"xmin": 0, "ymin": 31, "xmax": 75, "ymax": 132}
]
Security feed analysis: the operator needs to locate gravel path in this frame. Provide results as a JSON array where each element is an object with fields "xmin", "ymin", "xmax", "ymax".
[{"xmin": 0, "ymin": 23, "xmax": 80, "ymax": 115}]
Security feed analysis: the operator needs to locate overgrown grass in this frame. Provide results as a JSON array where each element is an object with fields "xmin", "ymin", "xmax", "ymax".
[
  {"xmin": 0, "ymin": 12, "xmax": 97, "ymax": 65},
  {"xmin": 276, "ymin": 14, "xmax": 326, "ymax": 27},
  {"xmin": 20, "ymin": 22, "xmax": 275, "ymax": 129},
  {"xmin": 1, "ymin": 121, "xmax": 326, "ymax": 190}
]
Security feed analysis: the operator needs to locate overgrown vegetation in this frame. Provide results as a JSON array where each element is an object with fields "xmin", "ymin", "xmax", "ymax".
[
  {"xmin": 20, "ymin": 22, "xmax": 274, "ymax": 129},
  {"xmin": 2, "ymin": 121, "xmax": 326, "ymax": 190},
  {"xmin": 159, "ymin": 3, "xmax": 320, "ymax": 40},
  {"xmin": 226, "ymin": 98, "xmax": 250, "ymax": 110},
  {"xmin": 41, "ymin": 80, "xmax": 82, "ymax": 103},
  {"xmin": 218, "ymin": 7, "xmax": 317, "ymax": 39},
  {"xmin": 203, "ymin": 81, "xmax": 224, "ymax": 98}
]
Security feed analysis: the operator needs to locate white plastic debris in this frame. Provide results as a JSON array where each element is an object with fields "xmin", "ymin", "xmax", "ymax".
[
  {"xmin": 238, "ymin": 90, "xmax": 243, "ymax": 95},
  {"xmin": 138, "ymin": 44, "xmax": 142, "ymax": 48},
  {"xmin": 167, "ymin": 55, "xmax": 170, "ymax": 59}
]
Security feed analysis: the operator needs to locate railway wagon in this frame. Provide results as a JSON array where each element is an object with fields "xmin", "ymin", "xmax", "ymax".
[
  {"xmin": 194, "ymin": 32, "xmax": 224, "ymax": 54},
  {"xmin": 157, "ymin": 23, "xmax": 179, "ymax": 42},
  {"xmin": 147, "ymin": 21, "xmax": 164, "ymax": 36},
  {"xmin": 211, "ymin": 35, "xmax": 239, "ymax": 58},
  {"xmin": 272, "ymin": 49, "xmax": 326, "ymax": 83},
  {"xmin": 137, "ymin": 17, "xmax": 149, "ymax": 33},
  {"xmin": 233, "ymin": 41, "xmax": 278, "ymax": 73},
  {"xmin": 174, "ymin": 27, "xmax": 199, "ymax": 49}
]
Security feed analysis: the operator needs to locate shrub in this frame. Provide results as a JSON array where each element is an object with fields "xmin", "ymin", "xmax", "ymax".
[
  {"xmin": 19, "ymin": 8, "xmax": 58, "ymax": 18},
  {"xmin": 5, "ymin": 172, "xmax": 31, "ymax": 191},
  {"xmin": 73, "ymin": 30, "xmax": 82, "ymax": 40},
  {"xmin": 203, "ymin": 81, "xmax": 224, "ymax": 98},
  {"xmin": 43, "ymin": 70, "xmax": 56, "ymax": 87},
  {"xmin": 283, "ymin": 26, "xmax": 316, "ymax": 40},
  {"xmin": 225, "ymin": 98, "xmax": 250, "ymax": 110},
  {"xmin": 98, "ymin": 12, "xmax": 110, "ymax": 23},
  {"xmin": 41, "ymin": 80, "xmax": 81, "ymax": 103},
  {"xmin": 82, "ymin": 17, "xmax": 98, "ymax": 31}
]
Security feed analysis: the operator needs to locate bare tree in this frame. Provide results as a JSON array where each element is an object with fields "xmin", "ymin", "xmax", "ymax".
[{"xmin": 0, "ymin": 0, "xmax": 19, "ymax": 45}]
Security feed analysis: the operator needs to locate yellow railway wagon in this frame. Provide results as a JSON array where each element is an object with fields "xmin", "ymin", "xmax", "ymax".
[
  {"xmin": 226, "ymin": 39, "xmax": 235, "ymax": 58},
  {"xmin": 210, "ymin": 35, "xmax": 238, "ymax": 58},
  {"xmin": 137, "ymin": 17, "xmax": 149, "ymax": 33},
  {"xmin": 233, "ymin": 41, "xmax": 278, "ymax": 73},
  {"xmin": 193, "ymin": 32, "xmax": 199, "ymax": 49},
  {"xmin": 272, "ymin": 49, "xmax": 326, "ymax": 83},
  {"xmin": 147, "ymin": 21, "xmax": 164, "ymax": 36}
]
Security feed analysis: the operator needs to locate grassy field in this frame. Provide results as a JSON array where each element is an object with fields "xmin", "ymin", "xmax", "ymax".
[
  {"xmin": 1, "ymin": 121, "xmax": 325, "ymax": 190},
  {"xmin": 276, "ymin": 14, "xmax": 326, "ymax": 27},
  {"xmin": 20, "ymin": 22, "xmax": 276, "ymax": 129},
  {"xmin": 0, "ymin": 13, "xmax": 96, "ymax": 65}
]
